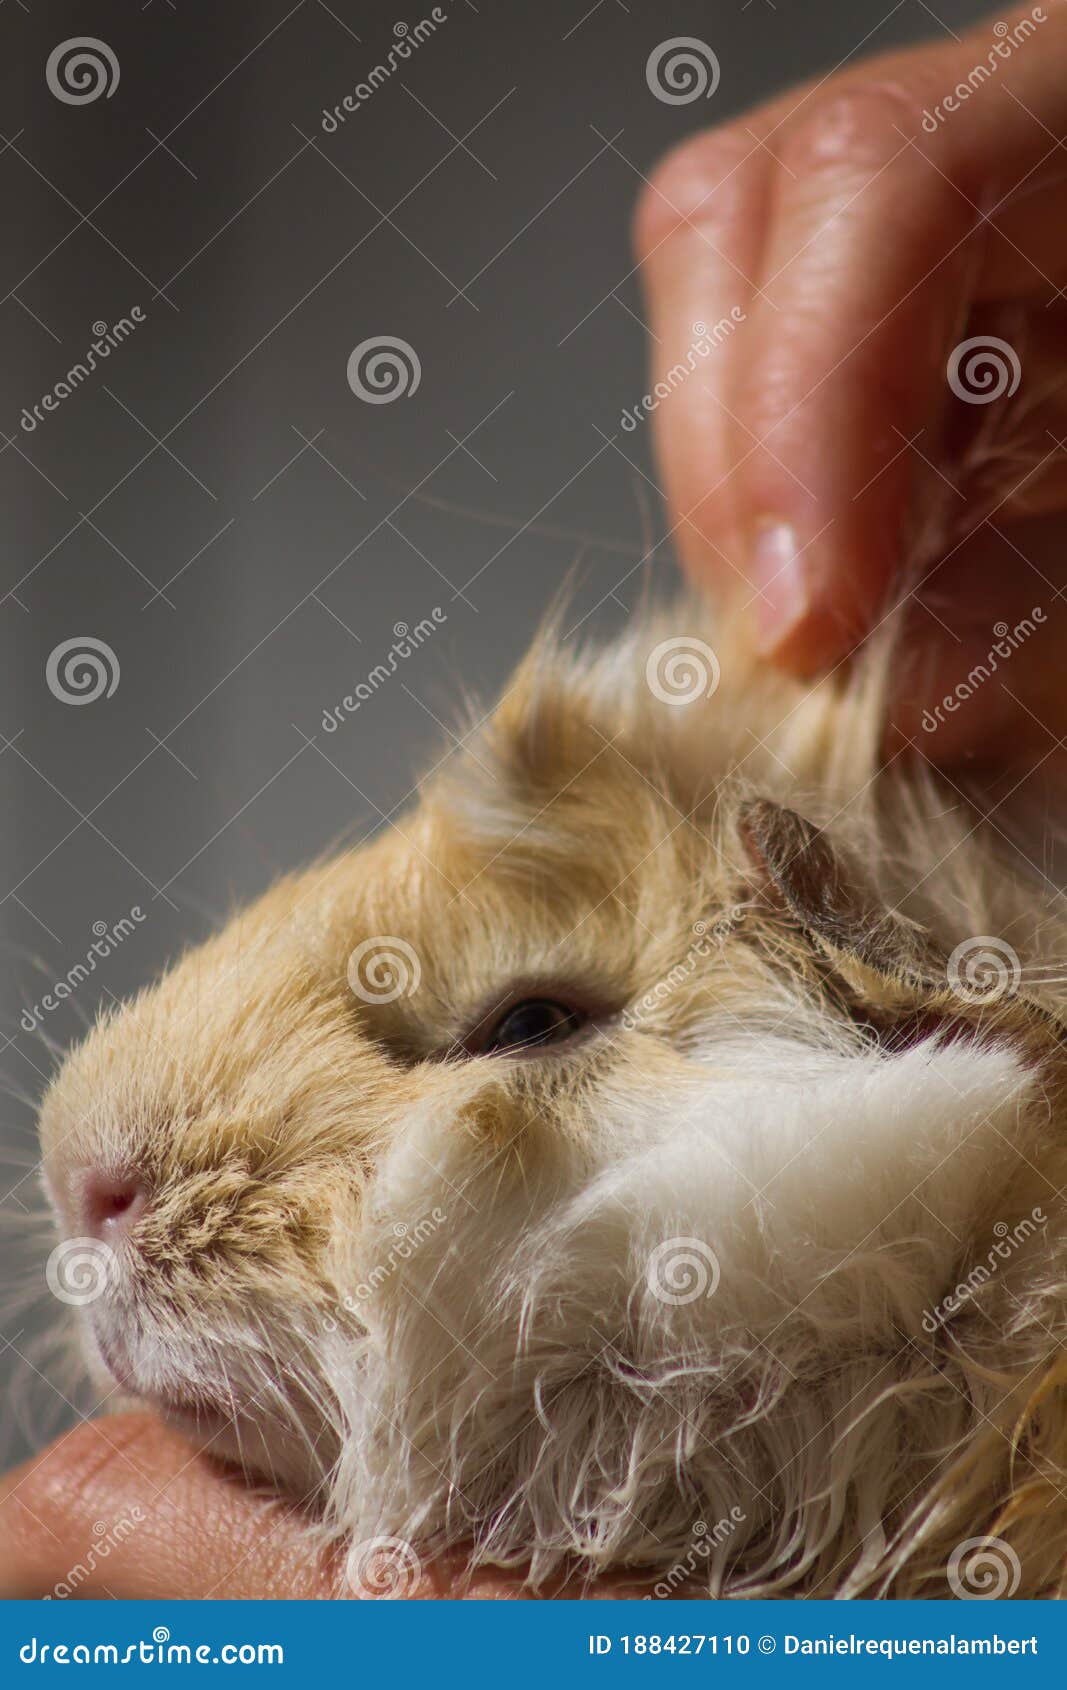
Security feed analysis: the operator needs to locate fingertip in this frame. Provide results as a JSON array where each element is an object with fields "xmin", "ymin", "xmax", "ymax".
[
  {"xmin": 632, "ymin": 127, "xmax": 762, "ymax": 263},
  {"xmin": 738, "ymin": 520, "xmax": 871, "ymax": 677}
]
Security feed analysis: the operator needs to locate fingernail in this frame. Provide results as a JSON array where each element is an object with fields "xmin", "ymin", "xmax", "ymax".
[{"xmin": 749, "ymin": 521, "xmax": 810, "ymax": 653}]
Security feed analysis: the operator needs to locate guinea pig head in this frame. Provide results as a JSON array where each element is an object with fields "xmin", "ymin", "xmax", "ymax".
[
  {"xmin": 36, "ymin": 624, "xmax": 1067, "ymax": 1590},
  {"xmin": 36, "ymin": 649, "xmax": 728, "ymax": 1498}
]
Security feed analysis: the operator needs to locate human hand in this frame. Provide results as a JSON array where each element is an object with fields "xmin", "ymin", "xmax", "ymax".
[
  {"xmin": 0, "ymin": 1415, "xmax": 655, "ymax": 1599},
  {"xmin": 635, "ymin": 3, "xmax": 1067, "ymax": 765}
]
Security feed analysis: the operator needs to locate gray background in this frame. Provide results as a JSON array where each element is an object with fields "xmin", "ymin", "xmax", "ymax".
[{"xmin": 0, "ymin": 0, "xmax": 991, "ymax": 1465}]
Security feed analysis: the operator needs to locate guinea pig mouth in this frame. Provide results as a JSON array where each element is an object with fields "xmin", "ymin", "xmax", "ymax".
[
  {"xmin": 92, "ymin": 1323, "xmax": 338, "ymax": 1493},
  {"xmin": 92, "ymin": 1324, "xmax": 237, "ymax": 1430}
]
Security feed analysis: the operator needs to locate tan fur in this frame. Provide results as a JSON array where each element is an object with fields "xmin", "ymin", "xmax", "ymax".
[{"xmin": 38, "ymin": 600, "xmax": 1067, "ymax": 1596}]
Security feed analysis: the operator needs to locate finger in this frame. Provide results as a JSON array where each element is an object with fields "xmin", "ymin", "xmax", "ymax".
[
  {"xmin": 636, "ymin": 1, "xmax": 1067, "ymax": 670},
  {"xmin": 728, "ymin": 89, "xmax": 977, "ymax": 667},
  {"xmin": 973, "ymin": 165, "xmax": 1067, "ymax": 300},
  {"xmin": 0, "ymin": 1416, "xmax": 654, "ymax": 1600},
  {"xmin": 731, "ymin": 180, "xmax": 1067, "ymax": 661},
  {"xmin": 0, "ymin": 1415, "xmax": 342, "ymax": 1599},
  {"xmin": 631, "ymin": 128, "xmax": 772, "ymax": 586}
]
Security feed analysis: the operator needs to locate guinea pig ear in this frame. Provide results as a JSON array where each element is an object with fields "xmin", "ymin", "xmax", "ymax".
[{"xmin": 737, "ymin": 798, "xmax": 944, "ymax": 990}]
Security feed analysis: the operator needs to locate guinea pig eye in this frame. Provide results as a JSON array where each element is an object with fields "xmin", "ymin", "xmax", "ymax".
[{"xmin": 478, "ymin": 998, "xmax": 587, "ymax": 1057}]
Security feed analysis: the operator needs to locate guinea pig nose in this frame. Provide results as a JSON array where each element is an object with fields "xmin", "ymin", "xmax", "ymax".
[{"xmin": 81, "ymin": 1171, "xmax": 147, "ymax": 1238}]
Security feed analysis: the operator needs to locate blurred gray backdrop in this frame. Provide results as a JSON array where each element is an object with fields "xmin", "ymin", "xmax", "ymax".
[{"xmin": 0, "ymin": 0, "xmax": 991, "ymax": 1464}]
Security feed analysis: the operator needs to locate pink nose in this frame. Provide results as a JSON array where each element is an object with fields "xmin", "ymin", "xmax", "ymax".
[{"xmin": 82, "ymin": 1172, "xmax": 147, "ymax": 1237}]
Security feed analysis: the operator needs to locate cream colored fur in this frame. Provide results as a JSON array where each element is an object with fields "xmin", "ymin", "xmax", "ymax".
[{"xmin": 38, "ymin": 601, "xmax": 1067, "ymax": 1597}]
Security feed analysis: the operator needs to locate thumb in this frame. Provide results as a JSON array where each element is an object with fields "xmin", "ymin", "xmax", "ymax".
[{"xmin": 0, "ymin": 1414, "xmax": 341, "ymax": 1599}]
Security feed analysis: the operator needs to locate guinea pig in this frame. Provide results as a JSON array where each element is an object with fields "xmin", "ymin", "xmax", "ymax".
[{"xmin": 37, "ymin": 601, "xmax": 1067, "ymax": 1599}]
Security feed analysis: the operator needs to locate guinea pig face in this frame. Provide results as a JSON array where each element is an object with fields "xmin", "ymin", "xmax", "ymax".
[
  {"xmin": 36, "ymin": 623, "xmax": 1067, "ymax": 1587},
  {"xmin": 38, "ymin": 650, "xmax": 752, "ymax": 1495}
]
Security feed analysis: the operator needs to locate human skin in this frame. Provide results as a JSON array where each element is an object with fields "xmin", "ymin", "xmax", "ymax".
[
  {"xmin": 6, "ymin": 2, "xmax": 1067, "ymax": 1600},
  {"xmin": 0, "ymin": 1415, "xmax": 658, "ymax": 1598},
  {"xmin": 634, "ymin": 0, "xmax": 1067, "ymax": 766}
]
